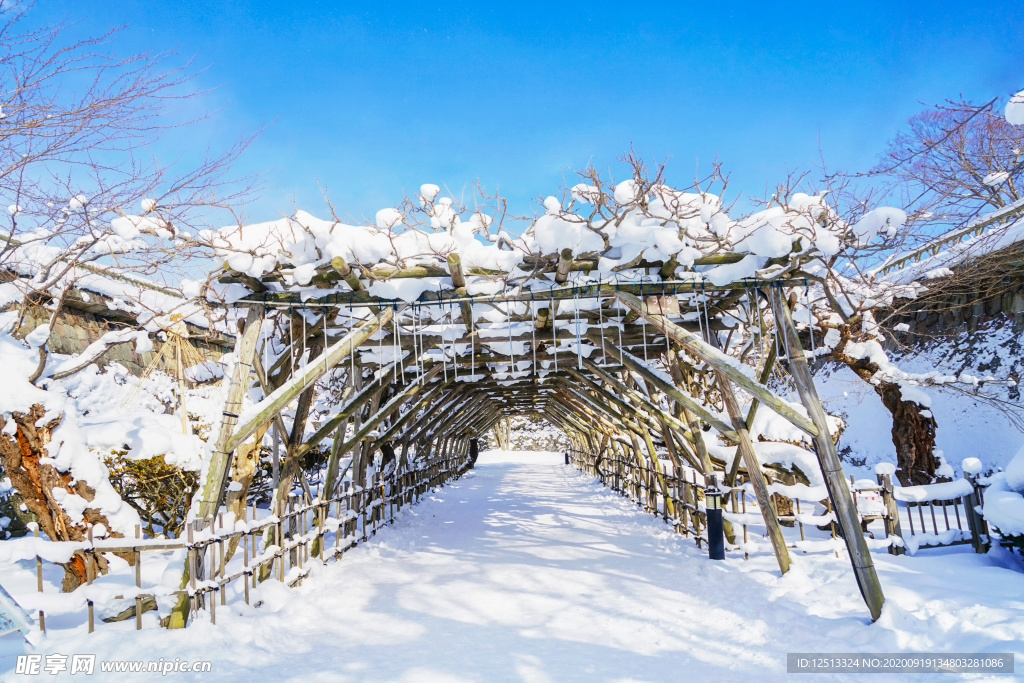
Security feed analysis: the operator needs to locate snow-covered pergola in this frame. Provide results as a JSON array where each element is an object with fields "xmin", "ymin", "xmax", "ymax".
[{"xmin": 183, "ymin": 184, "xmax": 891, "ymax": 624}]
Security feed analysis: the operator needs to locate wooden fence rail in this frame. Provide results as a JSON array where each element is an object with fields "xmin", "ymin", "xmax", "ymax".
[
  {"xmin": 27, "ymin": 455, "xmax": 465, "ymax": 635},
  {"xmin": 567, "ymin": 447, "xmax": 991, "ymax": 558}
]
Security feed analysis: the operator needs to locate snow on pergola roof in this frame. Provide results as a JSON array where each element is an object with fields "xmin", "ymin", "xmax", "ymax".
[
  {"xmin": 205, "ymin": 186, "xmax": 897, "ymax": 304},
  {"xmin": 192, "ymin": 181, "xmax": 891, "ymax": 622}
]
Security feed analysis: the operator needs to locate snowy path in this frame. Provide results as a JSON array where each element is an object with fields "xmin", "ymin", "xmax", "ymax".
[{"xmin": 9, "ymin": 451, "xmax": 1024, "ymax": 682}]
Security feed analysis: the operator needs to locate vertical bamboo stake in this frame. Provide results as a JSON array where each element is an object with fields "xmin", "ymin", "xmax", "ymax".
[
  {"xmin": 742, "ymin": 491, "xmax": 749, "ymax": 560},
  {"xmin": 243, "ymin": 532, "xmax": 250, "ymax": 604},
  {"xmin": 186, "ymin": 524, "xmax": 196, "ymax": 616},
  {"xmin": 86, "ymin": 525, "xmax": 95, "ymax": 633},
  {"xmin": 134, "ymin": 524, "xmax": 142, "ymax": 630},
  {"xmin": 33, "ymin": 521, "xmax": 45, "ymax": 633},
  {"xmin": 85, "ymin": 553, "xmax": 94, "ymax": 633},
  {"xmin": 176, "ymin": 338, "xmax": 188, "ymax": 435}
]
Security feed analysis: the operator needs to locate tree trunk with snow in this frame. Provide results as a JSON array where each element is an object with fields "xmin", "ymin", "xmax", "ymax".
[
  {"xmin": 0, "ymin": 405, "xmax": 120, "ymax": 591},
  {"xmin": 834, "ymin": 339, "xmax": 939, "ymax": 486},
  {"xmin": 222, "ymin": 423, "xmax": 270, "ymax": 564},
  {"xmin": 877, "ymin": 383, "xmax": 939, "ymax": 486}
]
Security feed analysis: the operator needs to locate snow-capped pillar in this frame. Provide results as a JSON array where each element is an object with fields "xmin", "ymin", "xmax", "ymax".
[
  {"xmin": 169, "ymin": 305, "xmax": 263, "ymax": 629},
  {"xmin": 198, "ymin": 306, "xmax": 265, "ymax": 523},
  {"xmin": 777, "ymin": 295, "xmax": 885, "ymax": 621}
]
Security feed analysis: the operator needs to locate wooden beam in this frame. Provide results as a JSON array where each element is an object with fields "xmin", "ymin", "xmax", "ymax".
[
  {"xmin": 446, "ymin": 253, "xmax": 475, "ymax": 333},
  {"xmin": 554, "ymin": 383, "xmax": 645, "ymax": 440},
  {"xmin": 665, "ymin": 346, "xmax": 714, "ymax": 475},
  {"xmin": 613, "ymin": 291, "xmax": 818, "ymax": 437},
  {"xmin": 581, "ymin": 360, "xmax": 705, "ymax": 471},
  {"xmin": 592, "ymin": 332, "xmax": 739, "ymax": 442},
  {"xmin": 372, "ymin": 371, "xmax": 451, "ymax": 445},
  {"xmin": 330, "ymin": 256, "xmax": 366, "ymax": 293},
  {"xmin": 198, "ymin": 307, "xmax": 264, "ymax": 521},
  {"xmin": 777, "ymin": 293, "xmax": 884, "ymax": 621},
  {"xmin": 334, "ymin": 365, "xmax": 445, "ymax": 462},
  {"xmin": 401, "ymin": 385, "xmax": 470, "ymax": 444},
  {"xmin": 170, "ymin": 306, "xmax": 263, "ymax": 629},
  {"xmin": 292, "ymin": 361, "xmax": 405, "ymax": 460},
  {"xmin": 226, "ymin": 308, "xmax": 395, "ymax": 453},
  {"xmin": 727, "ymin": 335, "xmax": 779, "ymax": 486},
  {"xmin": 238, "ymin": 278, "xmax": 800, "ymax": 308},
  {"xmin": 715, "ymin": 368, "xmax": 792, "ymax": 575}
]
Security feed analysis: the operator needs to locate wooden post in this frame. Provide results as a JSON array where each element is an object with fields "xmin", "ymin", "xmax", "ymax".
[
  {"xmin": 964, "ymin": 472, "xmax": 990, "ymax": 554},
  {"xmin": 777, "ymin": 293, "xmax": 884, "ymax": 621},
  {"xmin": 134, "ymin": 524, "xmax": 142, "ymax": 630},
  {"xmin": 715, "ymin": 370, "xmax": 792, "ymax": 574},
  {"xmin": 84, "ymin": 538, "xmax": 95, "ymax": 633},
  {"xmin": 198, "ymin": 306, "xmax": 265, "ymax": 521},
  {"xmin": 168, "ymin": 307, "xmax": 263, "ymax": 629},
  {"xmin": 877, "ymin": 473, "xmax": 905, "ymax": 556}
]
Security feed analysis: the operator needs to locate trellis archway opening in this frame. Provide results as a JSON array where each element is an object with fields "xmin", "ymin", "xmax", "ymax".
[{"xmin": 169, "ymin": 249, "xmax": 885, "ymax": 626}]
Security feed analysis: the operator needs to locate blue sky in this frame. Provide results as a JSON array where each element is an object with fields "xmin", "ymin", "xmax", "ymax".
[{"xmin": 33, "ymin": 1, "xmax": 1024, "ymax": 227}]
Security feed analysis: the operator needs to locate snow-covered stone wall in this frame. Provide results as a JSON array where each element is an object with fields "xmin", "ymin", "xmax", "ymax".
[{"xmin": 6, "ymin": 286, "xmax": 231, "ymax": 377}]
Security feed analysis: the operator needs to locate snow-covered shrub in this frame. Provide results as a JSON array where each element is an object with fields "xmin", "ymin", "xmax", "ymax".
[{"xmin": 105, "ymin": 453, "xmax": 200, "ymax": 538}]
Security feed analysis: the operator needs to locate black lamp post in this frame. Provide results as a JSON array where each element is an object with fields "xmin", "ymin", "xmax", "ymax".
[{"xmin": 706, "ymin": 476, "xmax": 726, "ymax": 560}]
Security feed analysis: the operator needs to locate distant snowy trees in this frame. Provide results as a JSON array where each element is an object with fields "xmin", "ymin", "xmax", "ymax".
[
  {"xmin": 830, "ymin": 96, "xmax": 1024, "ymax": 483},
  {"xmin": 871, "ymin": 98, "xmax": 1023, "ymax": 238}
]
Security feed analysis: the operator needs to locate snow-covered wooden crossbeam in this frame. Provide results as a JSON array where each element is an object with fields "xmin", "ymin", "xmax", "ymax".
[{"xmin": 225, "ymin": 308, "xmax": 397, "ymax": 454}]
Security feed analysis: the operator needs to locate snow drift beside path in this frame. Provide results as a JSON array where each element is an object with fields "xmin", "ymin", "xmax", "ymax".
[{"xmin": 6, "ymin": 450, "xmax": 1024, "ymax": 682}]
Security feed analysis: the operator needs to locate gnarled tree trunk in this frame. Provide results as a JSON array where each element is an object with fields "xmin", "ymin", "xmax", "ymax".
[
  {"xmin": 0, "ymin": 405, "xmax": 121, "ymax": 591},
  {"xmin": 877, "ymin": 382, "xmax": 939, "ymax": 485},
  {"xmin": 834, "ymin": 335, "xmax": 939, "ymax": 486}
]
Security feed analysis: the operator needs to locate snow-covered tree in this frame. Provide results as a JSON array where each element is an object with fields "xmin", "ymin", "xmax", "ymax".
[{"xmin": 0, "ymin": 3, "xmax": 251, "ymax": 590}]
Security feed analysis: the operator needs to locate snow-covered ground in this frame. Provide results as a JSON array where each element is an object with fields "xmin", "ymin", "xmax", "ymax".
[{"xmin": 4, "ymin": 450, "xmax": 1024, "ymax": 682}]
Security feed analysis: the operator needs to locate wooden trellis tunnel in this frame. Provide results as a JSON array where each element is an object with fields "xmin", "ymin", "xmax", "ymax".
[{"xmin": 169, "ymin": 259, "xmax": 886, "ymax": 625}]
